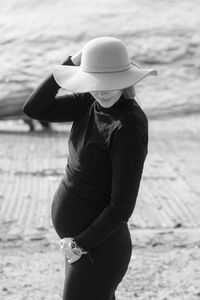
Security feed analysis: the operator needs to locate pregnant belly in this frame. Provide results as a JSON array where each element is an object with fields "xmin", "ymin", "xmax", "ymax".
[{"xmin": 51, "ymin": 177, "xmax": 107, "ymax": 239}]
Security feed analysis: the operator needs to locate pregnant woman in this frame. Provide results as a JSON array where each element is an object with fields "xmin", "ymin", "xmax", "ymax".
[{"xmin": 22, "ymin": 36, "xmax": 157, "ymax": 300}]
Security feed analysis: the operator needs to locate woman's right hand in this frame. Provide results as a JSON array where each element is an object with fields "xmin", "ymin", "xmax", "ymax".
[{"xmin": 71, "ymin": 50, "xmax": 82, "ymax": 66}]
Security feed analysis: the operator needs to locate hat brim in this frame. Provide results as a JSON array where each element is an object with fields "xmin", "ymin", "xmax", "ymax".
[{"xmin": 53, "ymin": 64, "xmax": 158, "ymax": 93}]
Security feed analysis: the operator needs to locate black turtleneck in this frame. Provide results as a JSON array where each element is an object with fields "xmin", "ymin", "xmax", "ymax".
[{"xmin": 22, "ymin": 56, "xmax": 148, "ymax": 252}]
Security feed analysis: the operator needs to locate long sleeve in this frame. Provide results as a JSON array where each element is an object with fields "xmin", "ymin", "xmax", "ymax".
[
  {"xmin": 73, "ymin": 125, "xmax": 148, "ymax": 251},
  {"xmin": 22, "ymin": 56, "xmax": 92, "ymax": 122}
]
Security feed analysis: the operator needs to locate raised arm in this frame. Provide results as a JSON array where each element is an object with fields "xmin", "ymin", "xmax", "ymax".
[
  {"xmin": 72, "ymin": 125, "xmax": 148, "ymax": 251},
  {"xmin": 22, "ymin": 56, "xmax": 92, "ymax": 123}
]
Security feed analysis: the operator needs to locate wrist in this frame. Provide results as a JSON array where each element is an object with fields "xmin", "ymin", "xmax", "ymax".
[
  {"xmin": 71, "ymin": 56, "xmax": 79, "ymax": 66},
  {"xmin": 71, "ymin": 50, "xmax": 82, "ymax": 66}
]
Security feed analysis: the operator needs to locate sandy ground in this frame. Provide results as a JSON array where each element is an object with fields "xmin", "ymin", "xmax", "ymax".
[
  {"xmin": 1, "ymin": 114, "xmax": 200, "ymax": 300},
  {"xmin": 1, "ymin": 229, "xmax": 200, "ymax": 300}
]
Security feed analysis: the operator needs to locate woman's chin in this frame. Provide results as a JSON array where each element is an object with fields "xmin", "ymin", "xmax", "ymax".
[
  {"xmin": 97, "ymin": 97, "xmax": 115, "ymax": 106},
  {"xmin": 98, "ymin": 101, "xmax": 113, "ymax": 108}
]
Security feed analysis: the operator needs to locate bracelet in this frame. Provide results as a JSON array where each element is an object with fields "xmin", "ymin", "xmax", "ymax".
[{"xmin": 71, "ymin": 239, "xmax": 88, "ymax": 256}]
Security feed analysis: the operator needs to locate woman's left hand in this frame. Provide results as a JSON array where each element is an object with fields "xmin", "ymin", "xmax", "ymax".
[
  {"xmin": 71, "ymin": 50, "xmax": 82, "ymax": 66},
  {"xmin": 59, "ymin": 237, "xmax": 82, "ymax": 264}
]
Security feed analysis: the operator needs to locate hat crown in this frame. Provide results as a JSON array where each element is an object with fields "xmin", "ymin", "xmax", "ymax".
[{"xmin": 81, "ymin": 37, "xmax": 131, "ymax": 73}]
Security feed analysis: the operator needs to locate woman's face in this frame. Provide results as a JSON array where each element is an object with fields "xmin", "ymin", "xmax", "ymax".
[{"xmin": 90, "ymin": 90, "xmax": 123, "ymax": 108}]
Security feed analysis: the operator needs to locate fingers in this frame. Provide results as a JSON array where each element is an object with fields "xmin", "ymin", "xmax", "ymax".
[
  {"xmin": 59, "ymin": 237, "xmax": 82, "ymax": 264},
  {"xmin": 67, "ymin": 253, "xmax": 82, "ymax": 264},
  {"xmin": 71, "ymin": 51, "xmax": 82, "ymax": 66}
]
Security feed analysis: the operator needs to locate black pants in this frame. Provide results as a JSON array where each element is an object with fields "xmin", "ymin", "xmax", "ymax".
[{"xmin": 62, "ymin": 223, "xmax": 132, "ymax": 300}]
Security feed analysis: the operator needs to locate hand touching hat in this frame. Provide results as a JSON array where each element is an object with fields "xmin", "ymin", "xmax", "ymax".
[{"xmin": 53, "ymin": 36, "xmax": 157, "ymax": 93}]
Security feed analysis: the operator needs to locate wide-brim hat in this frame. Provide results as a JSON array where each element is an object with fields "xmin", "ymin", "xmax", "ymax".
[{"xmin": 53, "ymin": 36, "xmax": 158, "ymax": 93}]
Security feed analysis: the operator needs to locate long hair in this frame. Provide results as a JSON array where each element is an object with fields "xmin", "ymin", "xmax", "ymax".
[
  {"xmin": 122, "ymin": 85, "xmax": 135, "ymax": 99},
  {"xmin": 122, "ymin": 85, "xmax": 140, "ymax": 105}
]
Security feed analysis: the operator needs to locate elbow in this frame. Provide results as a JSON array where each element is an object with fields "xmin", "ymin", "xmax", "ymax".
[
  {"xmin": 22, "ymin": 103, "xmax": 49, "ymax": 122},
  {"xmin": 22, "ymin": 103, "xmax": 33, "ymax": 118},
  {"xmin": 22, "ymin": 103, "xmax": 28, "ymax": 114},
  {"xmin": 22, "ymin": 97, "xmax": 39, "ymax": 119},
  {"xmin": 109, "ymin": 201, "xmax": 136, "ymax": 223},
  {"xmin": 22, "ymin": 92, "xmax": 38, "ymax": 118}
]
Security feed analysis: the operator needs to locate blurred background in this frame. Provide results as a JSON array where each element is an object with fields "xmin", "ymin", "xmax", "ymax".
[
  {"xmin": 0, "ymin": 0, "xmax": 199, "ymax": 130},
  {"xmin": 1, "ymin": 1, "xmax": 200, "ymax": 299}
]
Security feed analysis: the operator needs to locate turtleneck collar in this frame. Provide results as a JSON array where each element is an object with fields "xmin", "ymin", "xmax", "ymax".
[{"xmin": 93, "ymin": 94, "xmax": 134, "ymax": 113}]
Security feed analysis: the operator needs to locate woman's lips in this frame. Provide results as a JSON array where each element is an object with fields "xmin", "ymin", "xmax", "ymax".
[{"xmin": 99, "ymin": 97, "xmax": 112, "ymax": 101}]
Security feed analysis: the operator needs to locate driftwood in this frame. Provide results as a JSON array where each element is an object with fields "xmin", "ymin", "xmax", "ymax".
[
  {"xmin": 1, "ymin": 91, "xmax": 199, "ymax": 131},
  {"xmin": 0, "ymin": 93, "xmax": 51, "ymax": 131}
]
